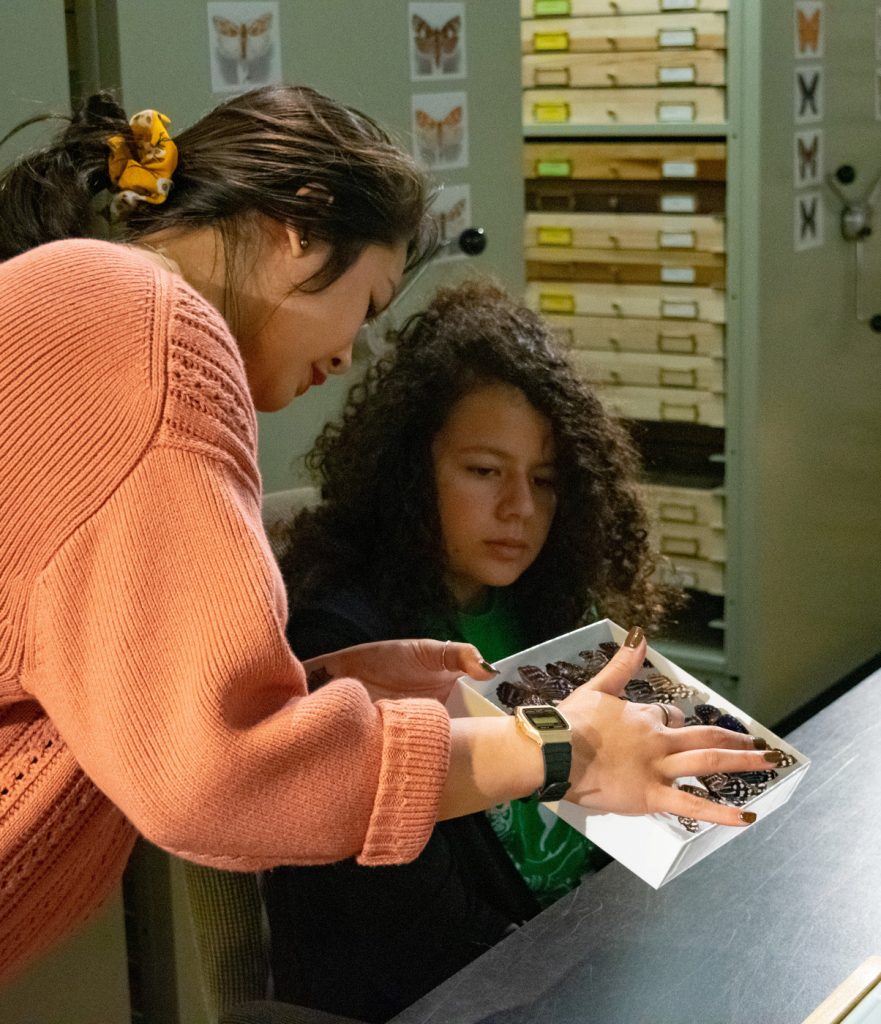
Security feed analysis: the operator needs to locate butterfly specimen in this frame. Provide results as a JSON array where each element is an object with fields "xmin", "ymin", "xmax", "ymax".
[
  {"xmin": 414, "ymin": 105, "xmax": 464, "ymax": 166},
  {"xmin": 212, "ymin": 12, "xmax": 274, "ymax": 86},
  {"xmin": 412, "ymin": 14, "xmax": 462, "ymax": 74},
  {"xmin": 436, "ymin": 196, "xmax": 467, "ymax": 245}
]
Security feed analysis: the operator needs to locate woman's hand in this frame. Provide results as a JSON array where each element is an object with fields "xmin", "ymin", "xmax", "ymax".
[
  {"xmin": 558, "ymin": 632, "xmax": 774, "ymax": 827},
  {"xmin": 301, "ymin": 638, "xmax": 493, "ymax": 703},
  {"xmin": 441, "ymin": 630, "xmax": 778, "ymax": 827}
]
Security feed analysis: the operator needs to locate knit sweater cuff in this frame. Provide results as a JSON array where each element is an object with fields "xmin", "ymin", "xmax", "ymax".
[{"xmin": 356, "ymin": 698, "xmax": 451, "ymax": 866}]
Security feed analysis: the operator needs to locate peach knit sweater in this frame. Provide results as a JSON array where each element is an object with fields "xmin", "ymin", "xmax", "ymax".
[{"xmin": 0, "ymin": 239, "xmax": 451, "ymax": 981}]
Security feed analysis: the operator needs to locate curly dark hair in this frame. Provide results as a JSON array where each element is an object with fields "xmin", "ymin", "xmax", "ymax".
[{"xmin": 279, "ymin": 280, "xmax": 679, "ymax": 642}]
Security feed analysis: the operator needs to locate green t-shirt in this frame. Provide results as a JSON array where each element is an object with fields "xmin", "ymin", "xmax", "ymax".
[{"xmin": 450, "ymin": 591, "xmax": 599, "ymax": 909}]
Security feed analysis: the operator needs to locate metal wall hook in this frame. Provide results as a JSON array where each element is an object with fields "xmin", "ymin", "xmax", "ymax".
[{"xmin": 824, "ymin": 163, "xmax": 881, "ymax": 330}]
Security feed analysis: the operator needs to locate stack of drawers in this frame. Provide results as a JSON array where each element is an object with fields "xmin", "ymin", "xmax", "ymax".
[
  {"xmin": 522, "ymin": 0, "xmax": 727, "ymax": 129},
  {"xmin": 521, "ymin": 0, "xmax": 729, "ymax": 631}
]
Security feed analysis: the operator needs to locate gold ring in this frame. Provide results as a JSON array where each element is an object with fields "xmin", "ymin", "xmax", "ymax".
[{"xmin": 658, "ymin": 704, "xmax": 671, "ymax": 727}]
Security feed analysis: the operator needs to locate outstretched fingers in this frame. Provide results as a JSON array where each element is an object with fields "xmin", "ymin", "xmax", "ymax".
[
  {"xmin": 652, "ymin": 784, "xmax": 758, "ymax": 828},
  {"xmin": 661, "ymin": 746, "xmax": 785, "ymax": 780}
]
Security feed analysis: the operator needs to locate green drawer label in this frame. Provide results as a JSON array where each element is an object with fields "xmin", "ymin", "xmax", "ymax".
[
  {"xmin": 534, "ymin": 0, "xmax": 571, "ymax": 15},
  {"xmin": 535, "ymin": 159, "xmax": 573, "ymax": 177}
]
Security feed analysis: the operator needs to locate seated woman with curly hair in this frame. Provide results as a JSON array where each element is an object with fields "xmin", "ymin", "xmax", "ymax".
[{"xmin": 262, "ymin": 279, "xmax": 679, "ymax": 1022}]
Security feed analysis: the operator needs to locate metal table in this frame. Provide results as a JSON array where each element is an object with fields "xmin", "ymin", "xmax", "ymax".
[{"xmin": 390, "ymin": 666, "xmax": 881, "ymax": 1024}]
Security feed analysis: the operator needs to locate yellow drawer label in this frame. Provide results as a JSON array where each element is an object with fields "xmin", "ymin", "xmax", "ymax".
[
  {"xmin": 533, "ymin": 101, "xmax": 571, "ymax": 123},
  {"xmin": 534, "ymin": 0, "xmax": 571, "ymax": 14},
  {"xmin": 535, "ymin": 159, "xmax": 572, "ymax": 177},
  {"xmin": 533, "ymin": 31, "xmax": 570, "ymax": 51},
  {"xmin": 537, "ymin": 226, "xmax": 574, "ymax": 246},
  {"xmin": 539, "ymin": 292, "xmax": 576, "ymax": 314}
]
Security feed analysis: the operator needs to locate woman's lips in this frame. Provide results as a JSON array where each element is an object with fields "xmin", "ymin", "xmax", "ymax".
[
  {"xmin": 484, "ymin": 540, "xmax": 528, "ymax": 560},
  {"xmin": 311, "ymin": 366, "xmax": 326, "ymax": 387}
]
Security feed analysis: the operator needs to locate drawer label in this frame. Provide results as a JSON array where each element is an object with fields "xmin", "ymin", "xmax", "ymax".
[
  {"xmin": 533, "ymin": 31, "xmax": 570, "ymax": 51},
  {"xmin": 539, "ymin": 292, "xmax": 576, "ymax": 313},
  {"xmin": 661, "ymin": 265, "xmax": 697, "ymax": 284},
  {"xmin": 659, "ymin": 502, "xmax": 699, "ymax": 523},
  {"xmin": 658, "ymin": 333, "xmax": 698, "ymax": 353},
  {"xmin": 661, "ymin": 300, "xmax": 699, "ymax": 319},
  {"xmin": 659, "ymin": 28, "xmax": 697, "ymax": 48},
  {"xmin": 534, "ymin": 66, "xmax": 571, "ymax": 87},
  {"xmin": 662, "ymin": 0, "xmax": 698, "ymax": 9},
  {"xmin": 658, "ymin": 102, "xmax": 697, "ymax": 123},
  {"xmin": 662, "ymin": 159, "xmax": 698, "ymax": 178},
  {"xmin": 537, "ymin": 226, "xmax": 574, "ymax": 246},
  {"xmin": 660, "ymin": 367, "xmax": 699, "ymax": 387},
  {"xmin": 661, "ymin": 536, "xmax": 701, "ymax": 557},
  {"xmin": 661, "ymin": 401, "xmax": 700, "ymax": 422},
  {"xmin": 534, "ymin": 0, "xmax": 571, "ymax": 14},
  {"xmin": 533, "ymin": 102, "xmax": 571, "ymax": 123},
  {"xmin": 658, "ymin": 65, "xmax": 697, "ymax": 85},
  {"xmin": 661, "ymin": 193, "xmax": 698, "ymax": 213},
  {"xmin": 660, "ymin": 230, "xmax": 697, "ymax": 249},
  {"xmin": 535, "ymin": 159, "xmax": 573, "ymax": 177}
]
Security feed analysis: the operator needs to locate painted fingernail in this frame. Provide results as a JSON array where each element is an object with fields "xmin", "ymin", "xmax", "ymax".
[
  {"xmin": 624, "ymin": 626, "xmax": 644, "ymax": 649},
  {"xmin": 740, "ymin": 811, "xmax": 757, "ymax": 824},
  {"xmin": 763, "ymin": 750, "xmax": 785, "ymax": 764},
  {"xmin": 752, "ymin": 737, "xmax": 769, "ymax": 750},
  {"xmin": 480, "ymin": 659, "xmax": 500, "ymax": 675}
]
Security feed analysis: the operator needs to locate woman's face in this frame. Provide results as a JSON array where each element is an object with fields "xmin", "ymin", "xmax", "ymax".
[
  {"xmin": 431, "ymin": 382, "xmax": 558, "ymax": 609},
  {"xmin": 237, "ymin": 228, "xmax": 406, "ymax": 412}
]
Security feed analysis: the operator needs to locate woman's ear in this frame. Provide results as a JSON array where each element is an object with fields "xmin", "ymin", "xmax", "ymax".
[{"xmin": 284, "ymin": 224, "xmax": 310, "ymax": 260}]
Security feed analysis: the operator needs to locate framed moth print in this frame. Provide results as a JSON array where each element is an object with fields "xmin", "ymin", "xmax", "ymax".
[
  {"xmin": 794, "ymin": 189, "xmax": 824, "ymax": 252},
  {"xmin": 208, "ymin": 1, "xmax": 281, "ymax": 93},
  {"xmin": 409, "ymin": 2, "xmax": 466, "ymax": 80},
  {"xmin": 412, "ymin": 91, "xmax": 469, "ymax": 170},
  {"xmin": 433, "ymin": 184, "xmax": 471, "ymax": 260}
]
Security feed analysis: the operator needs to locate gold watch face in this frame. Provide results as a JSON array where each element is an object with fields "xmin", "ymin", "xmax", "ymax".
[{"xmin": 519, "ymin": 705, "xmax": 569, "ymax": 731}]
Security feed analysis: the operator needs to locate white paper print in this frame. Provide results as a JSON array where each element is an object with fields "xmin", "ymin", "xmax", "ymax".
[
  {"xmin": 794, "ymin": 190, "xmax": 824, "ymax": 251},
  {"xmin": 412, "ymin": 92, "xmax": 468, "ymax": 170},
  {"xmin": 794, "ymin": 129, "xmax": 823, "ymax": 187},
  {"xmin": 876, "ymin": 4, "xmax": 881, "ymax": 61},
  {"xmin": 208, "ymin": 1, "xmax": 281, "ymax": 93},
  {"xmin": 794, "ymin": 64, "xmax": 823, "ymax": 124},
  {"xmin": 794, "ymin": 1, "xmax": 824, "ymax": 59},
  {"xmin": 409, "ymin": 3, "xmax": 466, "ymax": 80},
  {"xmin": 433, "ymin": 184, "xmax": 471, "ymax": 259}
]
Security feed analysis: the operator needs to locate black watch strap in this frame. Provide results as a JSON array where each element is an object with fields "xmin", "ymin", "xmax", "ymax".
[{"xmin": 535, "ymin": 740, "xmax": 572, "ymax": 802}]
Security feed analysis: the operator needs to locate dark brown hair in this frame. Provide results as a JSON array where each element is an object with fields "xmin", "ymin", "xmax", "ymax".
[
  {"xmin": 280, "ymin": 280, "xmax": 681, "ymax": 642},
  {"xmin": 0, "ymin": 86, "xmax": 437, "ymax": 293}
]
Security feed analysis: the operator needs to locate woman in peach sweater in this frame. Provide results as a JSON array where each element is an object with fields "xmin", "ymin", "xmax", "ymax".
[{"xmin": 0, "ymin": 86, "xmax": 770, "ymax": 984}]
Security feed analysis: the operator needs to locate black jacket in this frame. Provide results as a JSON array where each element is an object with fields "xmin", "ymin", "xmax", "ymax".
[{"xmin": 263, "ymin": 587, "xmax": 540, "ymax": 1024}]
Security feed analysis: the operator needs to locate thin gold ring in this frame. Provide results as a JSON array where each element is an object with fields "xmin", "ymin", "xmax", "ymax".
[
  {"xmin": 658, "ymin": 704, "xmax": 671, "ymax": 728},
  {"xmin": 441, "ymin": 640, "xmax": 451, "ymax": 672}
]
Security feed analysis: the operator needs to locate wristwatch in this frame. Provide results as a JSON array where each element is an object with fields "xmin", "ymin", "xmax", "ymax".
[{"xmin": 514, "ymin": 704, "xmax": 573, "ymax": 802}]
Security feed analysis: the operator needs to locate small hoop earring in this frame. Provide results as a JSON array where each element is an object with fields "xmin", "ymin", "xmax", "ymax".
[{"xmin": 299, "ymin": 236, "xmax": 309, "ymax": 250}]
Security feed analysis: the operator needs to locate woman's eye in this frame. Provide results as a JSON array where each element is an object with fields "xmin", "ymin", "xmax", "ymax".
[
  {"xmin": 467, "ymin": 465, "xmax": 497, "ymax": 477},
  {"xmin": 535, "ymin": 476, "xmax": 557, "ymax": 489}
]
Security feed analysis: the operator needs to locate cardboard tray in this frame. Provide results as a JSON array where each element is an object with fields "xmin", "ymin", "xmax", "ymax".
[{"xmin": 447, "ymin": 618, "xmax": 809, "ymax": 888}]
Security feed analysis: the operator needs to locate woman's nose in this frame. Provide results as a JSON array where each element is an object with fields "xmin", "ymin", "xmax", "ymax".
[{"xmin": 499, "ymin": 475, "xmax": 534, "ymax": 518}]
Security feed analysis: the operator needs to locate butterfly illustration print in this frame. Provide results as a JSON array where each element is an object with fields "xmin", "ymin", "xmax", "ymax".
[
  {"xmin": 412, "ymin": 12, "xmax": 462, "ymax": 76},
  {"xmin": 437, "ymin": 196, "xmax": 467, "ymax": 246},
  {"xmin": 414, "ymin": 101, "xmax": 466, "ymax": 168},
  {"xmin": 211, "ymin": 9, "xmax": 275, "ymax": 88}
]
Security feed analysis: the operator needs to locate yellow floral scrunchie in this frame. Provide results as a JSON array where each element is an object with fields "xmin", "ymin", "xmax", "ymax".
[{"xmin": 107, "ymin": 109, "xmax": 178, "ymax": 206}]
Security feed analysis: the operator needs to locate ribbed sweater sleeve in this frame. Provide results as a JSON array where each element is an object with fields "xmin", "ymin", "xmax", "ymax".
[{"xmin": 7, "ymin": 240, "xmax": 450, "ymax": 872}]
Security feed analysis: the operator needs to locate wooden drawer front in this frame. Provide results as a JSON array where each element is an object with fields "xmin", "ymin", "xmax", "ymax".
[
  {"xmin": 658, "ymin": 554, "xmax": 725, "ymax": 595},
  {"xmin": 525, "ymin": 87, "xmax": 726, "ymax": 127},
  {"xmin": 522, "ymin": 13, "xmax": 727, "ymax": 54},
  {"xmin": 527, "ymin": 178, "xmax": 726, "ymax": 215},
  {"xmin": 523, "ymin": 49, "xmax": 725, "ymax": 88},
  {"xmin": 568, "ymin": 349, "xmax": 724, "ymax": 392},
  {"xmin": 598, "ymin": 383, "xmax": 725, "ymax": 426},
  {"xmin": 527, "ymin": 281, "xmax": 726, "ymax": 322},
  {"xmin": 654, "ymin": 520, "xmax": 726, "ymax": 561},
  {"xmin": 525, "ymin": 212, "xmax": 725, "ymax": 253},
  {"xmin": 522, "ymin": 0, "xmax": 728, "ymax": 17},
  {"xmin": 550, "ymin": 314, "xmax": 725, "ymax": 356},
  {"xmin": 642, "ymin": 482, "xmax": 724, "ymax": 528},
  {"xmin": 527, "ymin": 248, "xmax": 726, "ymax": 287},
  {"xmin": 524, "ymin": 140, "xmax": 727, "ymax": 181}
]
